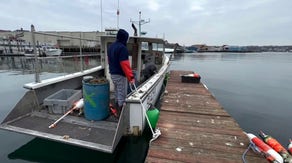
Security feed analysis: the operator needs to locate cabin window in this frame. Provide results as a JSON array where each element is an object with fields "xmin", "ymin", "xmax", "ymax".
[
  {"xmin": 140, "ymin": 42, "xmax": 164, "ymax": 83},
  {"xmin": 151, "ymin": 43, "xmax": 164, "ymax": 52},
  {"xmin": 142, "ymin": 42, "xmax": 149, "ymax": 51}
]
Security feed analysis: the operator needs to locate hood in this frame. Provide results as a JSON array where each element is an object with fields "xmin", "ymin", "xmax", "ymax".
[{"xmin": 116, "ymin": 29, "xmax": 129, "ymax": 45}]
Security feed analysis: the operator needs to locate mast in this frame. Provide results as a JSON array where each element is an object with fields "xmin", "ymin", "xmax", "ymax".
[
  {"xmin": 100, "ymin": 0, "xmax": 103, "ymax": 32},
  {"xmin": 130, "ymin": 11, "xmax": 150, "ymax": 36}
]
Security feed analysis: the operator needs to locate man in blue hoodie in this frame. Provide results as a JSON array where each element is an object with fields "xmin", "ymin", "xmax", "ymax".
[{"xmin": 108, "ymin": 29, "xmax": 135, "ymax": 114}]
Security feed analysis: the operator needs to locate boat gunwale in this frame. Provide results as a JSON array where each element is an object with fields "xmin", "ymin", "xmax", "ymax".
[{"xmin": 23, "ymin": 66, "xmax": 103, "ymax": 90}]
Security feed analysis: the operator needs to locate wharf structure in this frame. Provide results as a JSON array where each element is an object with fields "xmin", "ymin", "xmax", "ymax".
[
  {"xmin": 146, "ymin": 70, "xmax": 265, "ymax": 163},
  {"xmin": 0, "ymin": 29, "xmax": 105, "ymax": 55}
]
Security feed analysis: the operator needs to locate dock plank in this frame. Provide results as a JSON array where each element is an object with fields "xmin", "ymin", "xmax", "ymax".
[{"xmin": 146, "ymin": 70, "xmax": 266, "ymax": 163}]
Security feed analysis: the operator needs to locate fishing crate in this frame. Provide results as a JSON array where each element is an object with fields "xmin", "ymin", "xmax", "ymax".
[{"xmin": 43, "ymin": 89, "xmax": 82, "ymax": 114}]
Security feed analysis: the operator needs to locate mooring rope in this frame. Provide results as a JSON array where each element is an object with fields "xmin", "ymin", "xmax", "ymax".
[{"xmin": 242, "ymin": 143, "xmax": 254, "ymax": 163}]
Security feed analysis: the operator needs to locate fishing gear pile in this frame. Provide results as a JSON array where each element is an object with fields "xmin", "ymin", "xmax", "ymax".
[{"xmin": 243, "ymin": 131, "xmax": 292, "ymax": 163}]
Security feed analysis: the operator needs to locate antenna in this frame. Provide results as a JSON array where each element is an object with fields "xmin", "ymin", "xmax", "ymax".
[
  {"xmin": 117, "ymin": 0, "xmax": 120, "ymax": 29},
  {"xmin": 130, "ymin": 11, "xmax": 150, "ymax": 36},
  {"xmin": 100, "ymin": 0, "xmax": 103, "ymax": 32}
]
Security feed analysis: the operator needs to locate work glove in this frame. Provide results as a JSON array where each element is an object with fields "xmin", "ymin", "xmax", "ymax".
[{"xmin": 129, "ymin": 78, "xmax": 135, "ymax": 84}]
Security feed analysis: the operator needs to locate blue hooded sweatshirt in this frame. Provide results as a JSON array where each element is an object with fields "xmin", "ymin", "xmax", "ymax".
[{"xmin": 108, "ymin": 29, "xmax": 133, "ymax": 81}]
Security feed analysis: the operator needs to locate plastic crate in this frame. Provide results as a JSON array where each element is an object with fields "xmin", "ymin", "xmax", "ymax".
[{"xmin": 43, "ymin": 89, "xmax": 82, "ymax": 114}]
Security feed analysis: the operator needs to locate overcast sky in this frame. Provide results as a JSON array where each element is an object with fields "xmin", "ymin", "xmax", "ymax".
[{"xmin": 1, "ymin": 0, "xmax": 291, "ymax": 46}]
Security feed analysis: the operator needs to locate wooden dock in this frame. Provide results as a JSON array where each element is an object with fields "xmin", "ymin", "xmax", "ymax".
[{"xmin": 146, "ymin": 70, "xmax": 265, "ymax": 163}]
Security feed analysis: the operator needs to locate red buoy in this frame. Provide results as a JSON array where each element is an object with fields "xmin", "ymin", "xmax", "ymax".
[
  {"xmin": 193, "ymin": 73, "xmax": 200, "ymax": 78},
  {"xmin": 245, "ymin": 133, "xmax": 283, "ymax": 163},
  {"xmin": 288, "ymin": 139, "xmax": 292, "ymax": 155}
]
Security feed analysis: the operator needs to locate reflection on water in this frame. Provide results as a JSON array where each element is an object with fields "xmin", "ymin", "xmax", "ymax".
[
  {"xmin": 7, "ymin": 132, "xmax": 151, "ymax": 163},
  {"xmin": 0, "ymin": 55, "xmax": 101, "ymax": 77},
  {"xmin": 8, "ymin": 138, "xmax": 115, "ymax": 163}
]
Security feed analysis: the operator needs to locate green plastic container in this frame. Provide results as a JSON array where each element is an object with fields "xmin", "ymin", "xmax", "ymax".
[{"xmin": 146, "ymin": 108, "xmax": 160, "ymax": 129}]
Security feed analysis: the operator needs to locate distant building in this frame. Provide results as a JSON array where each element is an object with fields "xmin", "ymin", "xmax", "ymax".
[
  {"xmin": 0, "ymin": 30, "xmax": 105, "ymax": 49},
  {"xmin": 0, "ymin": 29, "xmax": 105, "ymax": 55}
]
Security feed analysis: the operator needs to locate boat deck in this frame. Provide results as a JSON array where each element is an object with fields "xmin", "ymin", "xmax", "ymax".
[
  {"xmin": 2, "ymin": 102, "xmax": 120, "ymax": 153},
  {"xmin": 9, "ymin": 111, "xmax": 117, "ymax": 146},
  {"xmin": 146, "ymin": 70, "xmax": 265, "ymax": 163}
]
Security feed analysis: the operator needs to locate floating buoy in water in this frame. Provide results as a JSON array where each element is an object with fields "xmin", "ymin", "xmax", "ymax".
[{"xmin": 245, "ymin": 132, "xmax": 283, "ymax": 163}]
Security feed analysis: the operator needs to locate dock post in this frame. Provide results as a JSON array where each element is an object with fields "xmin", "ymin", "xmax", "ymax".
[
  {"xmin": 31, "ymin": 24, "xmax": 40, "ymax": 83},
  {"xmin": 79, "ymin": 32, "xmax": 83, "ymax": 72}
]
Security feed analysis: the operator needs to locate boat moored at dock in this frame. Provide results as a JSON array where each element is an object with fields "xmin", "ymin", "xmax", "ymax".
[
  {"xmin": 0, "ymin": 33, "xmax": 170, "ymax": 153},
  {"xmin": 42, "ymin": 45, "xmax": 62, "ymax": 56}
]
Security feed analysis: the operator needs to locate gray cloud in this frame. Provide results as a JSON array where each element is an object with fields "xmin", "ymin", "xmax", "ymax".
[{"xmin": 0, "ymin": 0, "xmax": 291, "ymax": 45}]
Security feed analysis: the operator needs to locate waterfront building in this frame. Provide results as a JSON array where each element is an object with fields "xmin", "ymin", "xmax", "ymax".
[{"xmin": 0, "ymin": 29, "xmax": 105, "ymax": 55}]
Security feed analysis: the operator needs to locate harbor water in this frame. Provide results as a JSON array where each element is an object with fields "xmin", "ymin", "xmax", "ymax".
[{"xmin": 1, "ymin": 52, "xmax": 292, "ymax": 162}]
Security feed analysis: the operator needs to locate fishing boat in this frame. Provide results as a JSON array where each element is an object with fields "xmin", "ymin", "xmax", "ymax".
[
  {"xmin": 24, "ymin": 45, "xmax": 62, "ymax": 57},
  {"xmin": 42, "ymin": 45, "xmax": 62, "ymax": 56},
  {"xmin": 0, "ymin": 34, "xmax": 170, "ymax": 153},
  {"xmin": 23, "ymin": 46, "xmax": 39, "ymax": 57}
]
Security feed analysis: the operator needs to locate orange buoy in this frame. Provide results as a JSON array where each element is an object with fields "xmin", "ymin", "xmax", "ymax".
[{"xmin": 259, "ymin": 131, "xmax": 292, "ymax": 162}]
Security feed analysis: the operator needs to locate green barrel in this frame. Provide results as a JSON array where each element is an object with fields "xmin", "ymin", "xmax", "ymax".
[
  {"xmin": 82, "ymin": 78, "xmax": 109, "ymax": 121},
  {"xmin": 146, "ymin": 108, "xmax": 160, "ymax": 129}
]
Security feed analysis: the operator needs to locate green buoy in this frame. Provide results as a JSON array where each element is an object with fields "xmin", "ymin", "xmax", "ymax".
[{"xmin": 146, "ymin": 108, "xmax": 160, "ymax": 129}]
